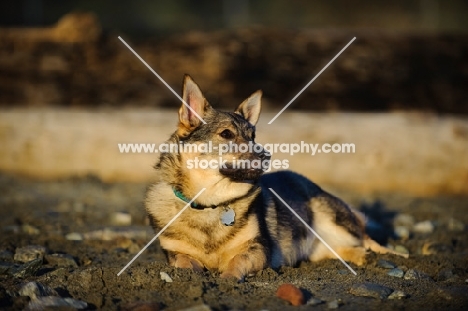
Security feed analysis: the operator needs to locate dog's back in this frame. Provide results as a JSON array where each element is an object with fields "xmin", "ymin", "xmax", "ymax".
[{"xmin": 258, "ymin": 170, "xmax": 366, "ymax": 267}]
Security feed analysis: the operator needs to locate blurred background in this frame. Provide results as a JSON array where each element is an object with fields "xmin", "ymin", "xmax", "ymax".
[
  {"xmin": 1, "ymin": 0, "xmax": 468, "ymax": 112},
  {"xmin": 0, "ymin": 0, "xmax": 467, "ymax": 194}
]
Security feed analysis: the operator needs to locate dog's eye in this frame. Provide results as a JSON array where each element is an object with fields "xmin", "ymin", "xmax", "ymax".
[
  {"xmin": 252, "ymin": 132, "xmax": 256, "ymax": 141},
  {"xmin": 219, "ymin": 129, "xmax": 235, "ymax": 139}
]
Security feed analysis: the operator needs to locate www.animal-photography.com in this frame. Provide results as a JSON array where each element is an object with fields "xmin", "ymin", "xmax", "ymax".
[{"xmin": 1, "ymin": 1, "xmax": 467, "ymax": 310}]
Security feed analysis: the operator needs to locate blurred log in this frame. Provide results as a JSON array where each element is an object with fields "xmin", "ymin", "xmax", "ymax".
[{"xmin": 0, "ymin": 109, "xmax": 467, "ymax": 196}]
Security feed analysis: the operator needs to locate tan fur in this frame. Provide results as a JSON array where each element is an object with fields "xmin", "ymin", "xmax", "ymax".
[{"xmin": 145, "ymin": 75, "xmax": 407, "ymax": 280}]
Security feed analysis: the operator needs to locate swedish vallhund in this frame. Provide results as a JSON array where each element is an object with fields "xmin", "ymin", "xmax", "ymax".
[{"xmin": 145, "ymin": 75, "xmax": 407, "ymax": 280}]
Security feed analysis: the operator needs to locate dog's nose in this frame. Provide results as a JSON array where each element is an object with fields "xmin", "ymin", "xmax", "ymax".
[{"xmin": 258, "ymin": 152, "xmax": 267, "ymax": 160}]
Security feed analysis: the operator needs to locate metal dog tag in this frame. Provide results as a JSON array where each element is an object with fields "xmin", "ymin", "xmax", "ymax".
[{"xmin": 221, "ymin": 207, "xmax": 235, "ymax": 226}]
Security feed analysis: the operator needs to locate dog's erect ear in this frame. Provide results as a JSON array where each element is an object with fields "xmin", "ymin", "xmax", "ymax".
[
  {"xmin": 179, "ymin": 75, "xmax": 207, "ymax": 131},
  {"xmin": 235, "ymin": 90, "xmax": 262, "ymax": 126}
]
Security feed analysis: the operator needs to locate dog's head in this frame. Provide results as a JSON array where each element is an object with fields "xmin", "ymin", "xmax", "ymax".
[{"xmin": 165, "ymin": 75, "xmax": 270, "ymax": 205}]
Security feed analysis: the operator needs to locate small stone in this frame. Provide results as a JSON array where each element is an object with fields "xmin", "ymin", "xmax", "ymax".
[
  {"xmin": 110, "ymin": 212, "xmax": 132, "ymax": 226},
  {"xmin": 422, "ymin": 242, "xmax": 453, "ymax": 255},
  {"xmin": 388, "ymin": 290, "xmax": 407, "ymax": 299},
  {"xmin": 11, "ymin": 258, "xmax": 43, "ymax": 278},
  {"xmin": 327, "ymin": 299, "xmax": 342, "ymax": 309},
  {"xmin": 3, "ymin": 225, "xmax": 20, "ymax": 233},
  {"xmin": 0, "ymin": 262, "xmax": 14, "ymax": 274},
  {"xmin": 82, "ymin": 227, "xmax": 152, "ymax": 241},
  {"xmin": 115, "ymin": 237, "xmax": 140, "ymax": 254},
  {"xmin": 14, "ymin": 245, "xmax": 47, "ymax": 263},
  {"xmin": 349, "ymin": 283, "xmax": 393, "ymax": 299},
  {"xmin": 394, "ymin": 245, "xmax": 409, "ymax": 255},
  {"xmin": 387, "ymin": 268, "xmax": 404, "ymax": 278},
  {"xmin": 21, "ymin": 225, "xmax": 40, "ymax": 235},
  {"xmin": 377, "ymin": 259, "xmax": 396, "ymax": 269},
  {"xmin": 19, "ymin": 282, "xmax": 58, "ymax": 299},
  {"xmin": 413, "ymin": 220, "xmax": 434, "ymax": 234},
  {"xmin": 25, "ymin": 296, "xmax": 87, "ymax": 310},
  {"xmin": 47, "ymin": 267, "xmax": 67, "ymax": 278},
  {"xmin": 393, "ymin": 214, "xmax": 415, "ymax": 227},
  {"xmin": 121, "ymin": 301, "xmax": 161, "ymax": 311},
  {"xmin": 65, "ymin": 232, "xmax": 83, "ymax": 241},
  {"xmin": 306, "ymin": 297, "xmax": 323, "ymax": 306},
  {"xmin": 437, "ymin": 269, "xmax": 455, "ymax": 282},
  {"xmin": 276, "ymin": 283, "xmax": 305, "ymax": 306},
  {"xmin": 447, "ymin": 218, "xmax": 464, "ymax": 231},
  {"xmin": 159, "ymin": 271, "xmax": 173, "ymax": 283},
  {"xmin": 0, "ymin": 250, "xmax": 13, "ymax": 261},
  {"xmin": 394, "ymin": 226, "xmax": 410, "ymax": 240},
  {"xmin": 45, "ymin": 253, "xmax": 78, "ymax": 267},
  {"xmin": 404, "ymin": 269, "xmax": 432, "ymax": 280}
]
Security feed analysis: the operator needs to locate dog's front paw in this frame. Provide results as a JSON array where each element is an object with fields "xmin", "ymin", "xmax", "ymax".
[
  {"xmin": 220, "ymin": 269, "xmax": 244, "ymax": 282},
  {"xmin": 172, "ymin": 253, "xmax": 204, "ymax": 273}
]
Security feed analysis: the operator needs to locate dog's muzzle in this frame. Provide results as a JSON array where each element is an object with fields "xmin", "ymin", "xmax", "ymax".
[{"xmin": 219, "ymin": 151, "xmax": 270, "ymax": 182}]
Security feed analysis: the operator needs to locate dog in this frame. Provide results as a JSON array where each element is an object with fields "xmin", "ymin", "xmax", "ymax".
[{"xmin": 145, "ymin": 75, "xmax": 407, "ymax": 280}]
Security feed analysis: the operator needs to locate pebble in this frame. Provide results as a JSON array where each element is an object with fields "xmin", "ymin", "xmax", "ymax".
[
  {"xmin": 11, "ymin": 258, "xmax": 43, "ymax": 278},
  {"xmin": 327, "ymin": 299, "xmax": 342, "ymax": 309},
  {"xmin": 3, "ymin": 225, "xmax": 40, "ymax": 235},
  {"xmin": 115, "ymin": 237, "xmax": 140, "ymax": 254},
  {"xmin": 394, "ymin": 245, "xmax": 409, "ymax": 255},
  {"xmin": 388, "ymin": 290, "xmax": 407, "ymax": 299},
  {"xmin": 82, "ymin": 227, "xmax": 152, "ymax": 241},
  {"xmin": 437, "ymin": 269, "xmax": 455, "ymax": 282},
  {"xmin": 394, "ymin": 226, "xmax": 410, "ymax": 240},
  {"xmin": 413, "ymin": 220, "xmax": 435, "ymax": 234},
  {"xmin": 377, "ymin": 259, "xmax": 396, "ymax": 269},
  {"xmin": 110, "ymin": 212, "xmax": 132, "ymax": 226},
  {"xmin": 19, "ymin": 282, "xmax": 58, "ymax": 299},
  {"xmin": 0, "ymin": 249, "xmax": 13, "ymax": 261},
  {"xmin": 447, "ymin": 218, "xmax": 464, "ymax": 231},
  {"xmin": 121, "ymin": 301, "xmax": 161, "ymax": 311},
  {"xmin": 276, "ymin": 283, "xmax": 305, "ymax": 306},
  {"xmin": 159, "ymin": 271, "xmax": 173, "ymax": 283},
  {"xmin": 349, "ymin": 283, "xmax": 393, "ymax": 299},
  {"xmin": 387, "ymin": 268, "xmax": 404, "ymax": 278},
  {"xmin": 404, "ymin": 269, "xmax": 432, "ymax": 280},
  {"xmin": 25, "ymin": 296, "xmax": 88, "ymax": 311},
  {"xmin": 14, "ymin": 245, "xmax": 47, "ymax": 263},
  {"xmin": 422, "ymin": 242, "xmax": 453, "ymax": 255},
  {"xmin": 45, "ymin": 253, "xmax": 78, "ymax": 267},
  {"xmin": 65, "ymin": 232, "xmax": 83, "ymax": 241},
  {"xmin": 306, "ymin": 297, "xmax": 323, "ymax": 306},
  {"xmin": 0, "ymin": 262, "xmax": 14, "ymax": 274},
  {"xmin": 21, "ymin": 225, "xmax": 40, "ymax": 235},
  {"xmin": 393, "ymin": 214, "xmax": 415, "ymax": 227}
]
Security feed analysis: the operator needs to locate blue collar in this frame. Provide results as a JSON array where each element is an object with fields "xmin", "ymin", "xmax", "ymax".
[{"xmin": 173, "ymin": 188, "xmax": 199, "ymax": 208}]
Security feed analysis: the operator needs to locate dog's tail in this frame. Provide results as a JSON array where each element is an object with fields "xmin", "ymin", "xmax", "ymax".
[
  {"xmin": 352, "ymin": 209, "xmax": 409, "ymax": 259},
  {"xmin": 363, "ymin": 237, "xmax": 409, "ymax": 258}
]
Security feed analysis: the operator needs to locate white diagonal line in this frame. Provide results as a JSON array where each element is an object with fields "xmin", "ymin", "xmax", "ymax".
[
  {"xmin": 118, "ymin": 36, "xmax": 206, "ymax": 125},
  {"xmin": 117, "ymin": 188, "xmax": 206, "ymax": 276},
  {"xmin": 268, "ymin": 37, "xmax": 356, "ymax": 124},
  {"xmin": 268, "ymin": 188, "xmax": 357, "ymax": 275}
]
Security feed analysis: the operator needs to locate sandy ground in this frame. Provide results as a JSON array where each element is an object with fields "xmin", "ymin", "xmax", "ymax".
[{"xmin": 0, "ymin": 173, "xmax": 467, "ymax": 310}]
